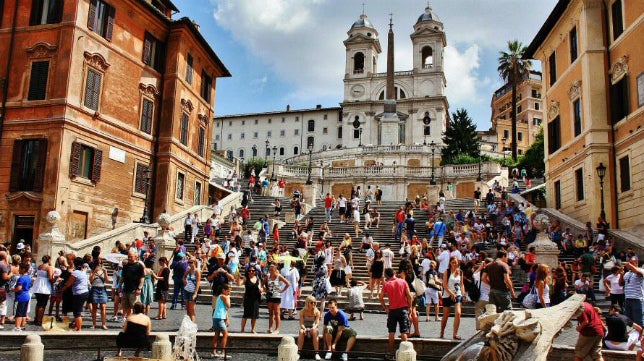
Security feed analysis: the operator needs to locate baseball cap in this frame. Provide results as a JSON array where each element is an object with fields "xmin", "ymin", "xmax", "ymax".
[
  {"xmin": 440, "ymin": 244, "xmax": 447, "ymax": 249},
  {"xmin": 16, "ymin": 243, "xmax": 25, "ymax": 250},
  {"xmin": 217, "ymin": 253, "xmax": 226, "ymax": 259},
  {"xmin": 177, "ymin": 252, "xmax": 185, "ymax": 258}
]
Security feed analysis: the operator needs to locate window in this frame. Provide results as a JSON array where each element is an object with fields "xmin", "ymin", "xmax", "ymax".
[
  {"xmin": 295, "ymin": 116, "xmax": 299, "ymax": 122},
  {"xmin": 324, "ymin": 114, "xmax": 328, "ymax": 120},
  {"xmin": 240, "ymin": 132, "xmax": 245, "ymax": 139},
  {"xmin": 228, "ymin": 121, "xmax": 232, "ymax": 126},
  {"xmin": 337, "ymin": 126, "xmax": 342, "ymax": 139},
  {"xmin": 194, "ymin": 181, "xmax": 202, "ymax": 205},
  {"xmin": 353, "ymin": 129, "xmax": 360, "ymax": 139},
  {"xmin": 281, "ymin": 117, "xmax": 285, "ymax": 123},
  {"xmin": 611, "ymin": 0, "xmax": 624, "ymax": 40},
  {"xmin": 238, "ymin": 149, "xmax": 244, "ymax": 158},
  {"xmin": 87, "ymin": 0, "xmax": 115, "ymax": 41},
  {"xmin": 267, "ymin": 131, "xmax": 272, "ymax": 137},
  {"xmin": 9, "ymin": 139, "xmax": 47, "ymax": 192},
  {"xmin": 254, "ymin": 119, "xmax": 258, "ymax": 125},
  {"xmin": 137, "ymin": 98, "xmax": 153, "ymax": 134},
  {"xmin": 518, "ymin": 132, "xmax": 523, "ymax": 141},
  {"xmin": 503, "ymin": 129, "xmax": 509, "ymax": 139},
  {"xmin": 176, "ymin": 172, "xmax": 184, "ymax": 200},
  {"xmin": 323, "ymin": 127, "xmax": 328, "ymax": 134},
  {"xmin": 353, "ymin": 52, "xmax": 365, "ymax": 74},
  {"xmin": 70, "ymin": 142, "xmax": 102, "ymax": 182},
  {"xmin": 180, "ymin": 113, "xmax": 189, "ymax": 145},
  {"xmin": 548, "ymin": 116, "xmax": 561, "ymax": 154},
  {"xmin": 30, "ymin": 0, "xmax": 63, "ymax": 25},
  {"xmin": 293, "ymin": 146, "xmax": 299, "ymax": 155},
  {"xmin": 533, "ymin": 118, "xmax": 542, "ymax": 126},
  {"xmin": 307, "ymin": 137, "xmax": 314, "ymax": 149},
  {"xmin": 573, "ymin": 98, "xmax": 582, "ymax": 136},
  {"xmin": 185, "ymin": 53, "xmax": 193, "ymax": 84},
  {"xmin": 531, "ymin": 89, "xmax": 539, "ymax": 98},
  {"xmin": 266, "ymin": 147, "xmax": 270, "ymax": 157},
  {"xmin": 554, "ymin": 180, "xmax": 561, "ymax": 209},
  {"xmin": 280, "ymin": 130, "xmax": 285, "ymax": 137},
  {"xmin": 569, "ymin": 26, "xmax": 578, "ymax": 62},
  {"xmin": 268, "ymin": 118, "xmax": 272, "ymax": 124},
  {"xmin": 28, "ymin": 61, "xmax": 49, "ymax": 101},
  {"xmin": 253, "ymin": 132, "xmax": 258, "ymax": 138},
  {"xmin": 84, "ymin": 69, "xmax": 102, "ymax": 111},
  {"xmin": 424, "ymin": 126, "xmax": 430, "ymax": 136},
  {"xmin": 619, "ymin": 155, "xmax": 631, "ymax": 192},
  {"xmin": 422, "ymin": 46, "xmax": 433, "ymax": 68},
  {"xmin": 242, "ymin": 120, "xmax": 245, "ymax": 125},
  {"xmin": 294, "ymin": 129, "xmax": 299, "ymax": 136},
  {"xmin": 134, "ymin": 163, "xmax": 150, "ymax": 194},
  {"xmin": 201, "ymin": 70, "xmax": 212, "ymax": 102},
  {"xmin": 214, "ymin": 134, "xmax": 220, "ymax": 141},
  {"xmin": 197, "ymin": 127, "xmax": 205, "ymax": 157},
  {"xmin": 534, "ymin": 102, "xmax": 540, "ymax": 111},
  {"xmin": 518, "ymin": 149, "xmax": 523, "ymax": 155},
  {"xmin": 575, "ymin": 168, "xmax": 584, "ymax": 201},
  {"xmin": 517, "ymin": 105, "xmax": 522, "ymax": 113},
  {"xmin": 308, "ymin": 119, "xmax": 315, "ymax": 132},
  {"xmin": 279, "ymin": 147, "xmax": 285, "ymax": 156},
  {"xmin": 227, "ymin": 134, "xmax": 232, "ymax": 140},
  {"xmin": 610, "ymin": 76, "xmax": 629, "ymax": 123},
  {"xmin": 548, "ymin": 52, "xmax": 557, "ymax": 86},
  {"xmin": 142, "ymin": 32, "xmax": 164, "ymax": 72}
]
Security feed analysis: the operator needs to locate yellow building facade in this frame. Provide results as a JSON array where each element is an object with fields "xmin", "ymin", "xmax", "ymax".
[{"xmin": 525, "ymin": 0, "xmax": 644, "ymax": 229}]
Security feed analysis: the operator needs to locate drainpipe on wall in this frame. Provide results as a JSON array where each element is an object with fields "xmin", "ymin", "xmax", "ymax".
[
  {"xmin": 603, "ymin": 2, "xmax": 619, "ymax": 229},
  {"xmin": 0, "ymin": 0, "xmax": 20, "ymax": 144}
]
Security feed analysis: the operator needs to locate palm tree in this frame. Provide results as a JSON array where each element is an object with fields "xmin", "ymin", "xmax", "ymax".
[{"xmin": 498, "ymin": 40, "xmax": 532, "ymax": 162}]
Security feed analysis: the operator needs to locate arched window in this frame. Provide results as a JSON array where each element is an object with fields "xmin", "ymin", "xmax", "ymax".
[
  {"xmin": 307, "ymin": 136, "xmax": 315, "ymax": 149},
  {"xmin": 353, "ymin": 52, "xmax": 365, "ymax": 74},
  {"xmin": 399, "ymin": 88, "xmax": 406, "ymax": 99},
  {"xmin": 422, "ymin": 46, "xmax": 433, "ymax": 68},
  {"xmin": 308, "ymin": 119, "xmax": 315, "ymax": 132},
  {"xmin": 239, "ymin": 149, "xmax": 244, "ymax": 158},
  {"xmin": 378, "ymin": 86, "xmax": 407, "ymax": 100},
  {"xmin": 252, "ymin": 147, "xmax": 257, "ymax": 157},
  {"xmin": 279, "ymin": 147, "xmax": 285, "ymax": 156},
  {"xmin": 293, "ymin": 146, "xmax": 299, "ymax": 155},
  {"xmin": 322, "ymin": 145, "xmax": 327, "ymax": 151},
  {"xmin": 379, "ymin": 91, "xmax": 385, "ymax": 100}
]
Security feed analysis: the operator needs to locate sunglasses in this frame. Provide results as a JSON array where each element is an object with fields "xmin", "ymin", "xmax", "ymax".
[{"xmin": 249, "ymin": 269, "xmax": 256, "ymax": 272}]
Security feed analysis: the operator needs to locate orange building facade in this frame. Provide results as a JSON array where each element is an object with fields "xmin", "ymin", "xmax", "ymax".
[
  {"xmin": 525, "ymin": 0, "xmax": 644, "ymax": 229},
  {"xmin": 490, "ymin": 71, "xmax": 543, "ymax": 157},
  {"xmin": 0, "ymin": 0, "xmax": 230, "ymax": 250}
]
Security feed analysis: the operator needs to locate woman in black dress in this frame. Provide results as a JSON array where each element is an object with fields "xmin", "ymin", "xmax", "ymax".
[
  {"xmin": 238, "ymin": 266, "xmax": 262, "ymax": 333},
  {"xmin": 369, "ymin": 250, "xmax": 384, "ymax": 299}
]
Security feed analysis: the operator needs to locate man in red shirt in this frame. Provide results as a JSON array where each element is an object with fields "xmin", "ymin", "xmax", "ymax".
[
  {"xmin": 379, "ymin": 268, "xmax": 413, "ymax": 358},
  {"xmin": 574, "ymin": 301, "xmax": 606, "ymax": 361},
  {"xmin": 394, "ymin": 207, "xmax": 406, "ymax": 242},
  {"xmin": 324, "ymin": 193, "xmax": 334, "ymax": 222}
]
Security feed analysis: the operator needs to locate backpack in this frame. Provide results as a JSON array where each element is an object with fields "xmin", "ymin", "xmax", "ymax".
[{"xmin": 465, "ymin": 275, "xmax": 481, "ymax": 302}]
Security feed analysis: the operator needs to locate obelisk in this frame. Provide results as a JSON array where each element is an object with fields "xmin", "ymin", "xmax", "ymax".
[{"xmin": 380, "ymin": 14, "xmax": 401, "ymax": 145}]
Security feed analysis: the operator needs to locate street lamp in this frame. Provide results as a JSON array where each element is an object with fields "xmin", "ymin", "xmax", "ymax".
[
  {"xmin": 305, "ymin": 144, "xmax": 313, "ymax": 185},
  {"xmin": 429, "ymin": 140, "xmax": 436, "ymax": 185},
  {"xmin": 596, "ymin": 162, "xmax": 607, "ymax": 220},
  {"xmin": 251, "ymin": 144, "xmax": 257, "ymax": 161},
  {"xmin": 358, "ymin": 127, "xmax": 363, "ymax": 147},
  {"xmin": 501, "ymin": 137, "xmax": 507, "ymax": 160},
  {"xmin": 477, "ymin": 142, "xmax": 483, "ymax": 181},
  {"xmin": 264, "ymin": 139, "xmax": 270, "ymax": 168},
  {"xmin": 271, "ymin": 145, "xmax": 277, "ymax": 180},
  {"xmin": 139, "ymin": 167, "xmax": 152, "ymax": 223},
  {"xmin": 423, "ymin": 112, "xmax": 431, "ymax": 145}
]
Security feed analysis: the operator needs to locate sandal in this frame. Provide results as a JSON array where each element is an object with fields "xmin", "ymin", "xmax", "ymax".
[
  {"xmin": 153, "ymin": 316, "xmax": 163, "ymax": 320},
  {"xmin": 453, "ymin": 335, "xmax": 462, "ymax": 340},
  {"xmin": 102, "ymin": 325, "xmax": 108, "ymax": 330}
]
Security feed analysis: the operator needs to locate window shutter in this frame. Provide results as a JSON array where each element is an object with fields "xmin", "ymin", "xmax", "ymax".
[
  {"xmin": 134, "ymin": 164, "xmax": 149, "ymax": 194},
  {"xmin": 84, "ymin": 70, "xmax": 96, "ymax": 109},
  {"xmin": 91, "ymin": 148, "xmax": 102, "ymax": 183},
  {"xmin": 33, "ymin": 139, "xmax": 48, "ymax": 192},
  {"xmin": 9, "ymin": 140, "xmax": 25, "ymax": 192},
  {"xmin": 87, "ymin": 0, "xmax": 97, "ymax": 30},
  {"xmin": 141, "ymin": 98, "xmax": 153, "ymax": 134},
  {"xmin": 91, "ymin": 71, "xmax": 102, "ymax": 109},
  {"xmin": 30, "ymin": 0, "xmax": 45, "ymax": 25},
  {"xmin": 51, "ymin": 0, "xmax": 64, "ymax": 24},
  {"xmin": 28, "ymin": 61, "xmax": 50, "ymax": 101},
  {"xmin": 142, "ymin": 33, "xmax": 152, "ymax": 65},
  {"xmin": 69, "ymin": 142, "xmax": 81, "ymax": 178},
  {"xmin": 105, "ymin": 5, "xmax": 115, "ymax": 41}
]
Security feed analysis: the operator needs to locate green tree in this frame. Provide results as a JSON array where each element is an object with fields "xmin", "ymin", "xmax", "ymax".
[
  {"xmin": 441, "ymin": 108, "xmax": 479, "ymax": 164},
  {"xmin": 498, "ymin": 40, "xmax": 532, "ymax": 162},
  {"xmin": 518, "ymin": 126, "xmax": 545, "ymax": 178}
]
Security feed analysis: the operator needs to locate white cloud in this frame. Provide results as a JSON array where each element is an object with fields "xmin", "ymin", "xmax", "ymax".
[
  {"xmin": 250, "ymin": 75, "xmax": 269, "ymax": 93},
  {"xmin": 444, "ymin": 45, "xmax": 483, "ymax": 105}
]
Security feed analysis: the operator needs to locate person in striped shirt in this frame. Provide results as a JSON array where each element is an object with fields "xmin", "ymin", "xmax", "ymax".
[{"xmin": 620, "ymin": 256, "xmax": 644, "ymax": 328}]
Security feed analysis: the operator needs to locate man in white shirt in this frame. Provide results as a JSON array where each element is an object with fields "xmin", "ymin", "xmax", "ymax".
[
  {"xmin": 450, "ymin": 243, "xmax": 463, "ymax": 262},
  {"xmin": 420, "ymin": 256, "xmax": 432, "ymax": 282},
  {"xmin": 437, "ymin": 243, "xmax": 451, "ymax": 277},
  {"xmin": 352, "ymin": 207, "xmax": 361, "ymax": 238},
  {"xmin": 381, "ymin": 244, "xmax": 395, "ymax": 269}
]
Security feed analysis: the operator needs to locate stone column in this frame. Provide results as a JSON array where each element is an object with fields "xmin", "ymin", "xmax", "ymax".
[
  {"xmin": 395, "ymin": 341, "xmax": 416, "ymax": 361},
  {"xmin": 531, "ymin": 214, "xmax": 560, "ymax": 269},
  {"xmin": 36, "ymin": 211, "xmax": 66, "ymax": 260},
  {"xmin": 154, "ymin": 213, "xmax": 176, "ymax": 261},
  {"xmin": 20, "ymin": 334, "xmax": 44, "ymax": 361},
  {"xmin": 277, "ymin": 336, "xmax": 299, "ymax": 361},
  {"xmin": 152, "ymin": 333, "xmax": 173, "ymax": 361}
]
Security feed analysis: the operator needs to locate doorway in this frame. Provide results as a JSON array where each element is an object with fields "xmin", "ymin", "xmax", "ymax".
[{"xmin": 13, "ymin": 215, "xmax": 35, "ymax": 250}]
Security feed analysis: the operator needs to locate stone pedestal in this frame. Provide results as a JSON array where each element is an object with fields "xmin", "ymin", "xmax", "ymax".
[
  {"xmin": 396, "ymin": 341, "xmax": 417, "ymax": 361},
  {"xmin": 36, "ymin": 211, "xmax": 66, "ymax": 260},
  {"xmin": 531, "ymin": 214, "xmax": 560, "ymax": 269},
  {"xmin": 21, "ymin": 334, "xmax": 44, "ymax": 361},
  {"xmin": 155, "ymin": 214, "xmax": 176, "ymax": 261},
  {"xmin": 277, "ymin": 336, "xmax": 299, "ymax": 361},
  {"xmin": 380, "ymin": 105, "xmax": 400, "ymax": 145},
  {"xmin": 301, "ymin": 184, "xmax": 317, "ymax": 208},
  {"xmin": 152, "ymin": 333, "xmax": 173, "ymax": 361}
]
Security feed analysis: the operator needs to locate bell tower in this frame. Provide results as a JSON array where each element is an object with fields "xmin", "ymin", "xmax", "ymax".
[{"xmin": 343, "ymin": 12, "xmax": 381, "ymax": 83}]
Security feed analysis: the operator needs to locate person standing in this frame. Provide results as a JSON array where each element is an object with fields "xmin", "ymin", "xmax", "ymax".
[
  {"xmin": 120, "ymin": 251, "xmax": 145, "ymax": 318},
  {"xmin": 0, "ymin": 251, "xmax": 11, "ymax": 329},
  {"xmin": 379, "ymin": 268, "xmax": 413, "ymax": 358},
  {"xmin": 535, "ymin": 263, "xmax": 551, "ymax": 308},
  {"xmin": 32, "ymin": 255, "xmax": 54, "ymax": 326},
  {"xmin": 11, "ymin": 263, "xmax": 31, "ymax": 331},
  {"xmin": 604, "ymin": 266, "xmax": 625, "ymax": 309},
  {"xmin": 89, "ymin": 260, "xmax": 110, "ymax": 329},
  {"xmin": 483, "ymin": 250, "xmax": 516, "ymax": 312},
  {"xmin": 61, "ymin": 259, "xmax": 90, "ymax": 331},
  {"xmin": 437, "ymin": 243, "xmax": 450, "ymax": 278},
  {"xmin": 280, "ymin": 260, "xmax": 300, "ymax": 320},
  {"xmin": 573, "ymin": 301, "xmax": 605, "ymax": 361},
  {"xmin": 620, "ymin": 256, "xmax": 644, "ymax": 327},
  {"xmin": 154, "ymin": 257, "xmax": 170, "ymax": 320},
  {"xmin": 212, "ymin": 284, "xmax": 232, "ymax": 359},
  {"xmin": 324, "ymin": 193, "xmax": 334, "ymax": 222},
  {"xmin": 440, "ymin": 256, "xmax": 465, "ymax": 340},
  {"xmin": 183, "ymin": 258, "xmax": 201, "ymax": 322},
  {"xmin": 264, "ymin": 264, "xmax": 290, "ymax": 334},
  {"xmin": 473, "ymin": 187, "xmax": 482, "ymax": 212},
  {"xmin": 238, "ymin": 266, "xmax": 261, "ymax": 333},
  {"xmin": 184, "ymin": 214, "xmax": 193, "ymax": 244},
  {"xmin": 170, "ymin": 252, "xmax": 188, "ymax": 310},
  {"xmin": 140, "ymin": 259, "xmax": 156, "ymax": 315}
]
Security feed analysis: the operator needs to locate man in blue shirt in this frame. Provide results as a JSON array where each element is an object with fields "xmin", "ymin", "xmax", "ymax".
[{"xmin": 323, "ymin": 299, "xmax": 357, "ymax": 361}]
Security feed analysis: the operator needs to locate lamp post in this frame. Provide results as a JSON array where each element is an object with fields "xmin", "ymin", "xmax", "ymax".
[
  {"xmin": 305, "ymin": 145, "xmax": 313, "ymax": 185},
  {"xmin": 140, "ymin": 167, "xmax": 152, "ymax": 223},
  {"xmin": 501, "ymin": 137, "xmax": 507, "ymax": 160},
  {"xmin": 271, "ymin": 145, "xmax": 277, "ymax": 180},
  {"xmin": 358, "ymin": 127, "xmax": 363, "ymax": 147},
  {"xmin": 251, "ymin": 144, "xmax": 257, "ymax": 161},
  {"xmin": 264, "ymin": 139, "xmax": 270, "ymax": 168},
  {"xmin": 423, "ymin": 112, "xmax": 431, "ymax": 145},
  {"xmin": 430, "ymin": 140, "xmax": 436, "ymax": 185},
  {"xmin": 477, "ymin": 142, "xmax": 483, "ymax": 181},
  {"xmin": 596, "ymin": 162, "xmax": 607, "ymax": 220}
]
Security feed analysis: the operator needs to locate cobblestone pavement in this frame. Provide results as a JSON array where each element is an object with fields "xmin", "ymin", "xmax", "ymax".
[{"xmin": 0, "ymin": 301, "xmax": 580, "ymax": 361}]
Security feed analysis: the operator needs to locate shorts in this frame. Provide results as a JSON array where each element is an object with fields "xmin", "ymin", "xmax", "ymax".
[
  {"xmin": 339, "ymin": 207, "xmax": 346, "ymax": 215},
  {"xmin": 35, "ymin": 293, "xmax": 50, "ymax": 308},
  {"xmin": 474, "ymin": 199, "xmax": 481, "ymax": 207},
  {"xmin": 442, "ymin": 295, "xmax": 462, "ymax": 308},
  {"xmin": 213, "ymin": 318, "xmax": 227, "ymax": 332},
  {"xmin": 267, "ymin": 297, "xmax": 281, "ymax": 304},
  {"xmin": 183, "ymin": 290, "xmax": 195, "ymax": 303},
  {"xmin": 122, "ymin": 292, "xmax": 139, "ymax": 309},
  {"xmin": 72, "ymin": 292, "xmax": 89, "ymax": 317},
  {"xmin": 156, "ymin": 290, "xmax": 169, "ymax": 303},
  {"xmin": 15, "ymin": 301, "xmax": 29, "ymax": 317},
  {"xmin": 386, "ymin": 308, "xmax": 410, "ymax": 334},
  {"xmin": 574, "ymin": 335, "xmax": 603, "ymax": 360},
  {"xmin": 90, "ymin": 287, "xmax": 108, "ymax": 304},
  {"xmin": 424, "ymin": 289, "xmax": 440, "ymax": 304},
  {"xmin": 324, "ymin": 325, "xmax": 357, "ymax": 340}
]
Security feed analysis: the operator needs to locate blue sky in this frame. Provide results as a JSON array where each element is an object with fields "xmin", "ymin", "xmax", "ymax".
[{"xmin": 172, "ymin": 0, "xmax": 557, "ymax": 130}]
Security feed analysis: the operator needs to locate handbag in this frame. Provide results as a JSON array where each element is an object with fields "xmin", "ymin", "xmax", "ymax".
[
  {"xmin": 427, "ymin": 277, "xmax": 443, "ymax": 291},
  {"xmin": 412, "ymin": 275, "xmax": 426, "ymax": 295},
  {"xmin": 184, "ymin": 274, "xmax": 196, "ymax": 293},
  {"xmin": 521, "ymin": 285, "xmax": 538, "ymax": 309}
]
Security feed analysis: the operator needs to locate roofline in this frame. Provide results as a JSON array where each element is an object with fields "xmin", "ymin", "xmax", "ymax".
[
  {"xmin": 172, "ymin": 18, "xmax": 231, "ymax": 78},
  {"xmin": 524, "ymin": 0, "xmax": 571, "ymax": 59},
  {"xmin": 492, "ymin": 70, "xmax": 543, "ymax": 95},
  {"xmin": 215, "ymin": 106, "xmax": 342, "ymax": 119}
]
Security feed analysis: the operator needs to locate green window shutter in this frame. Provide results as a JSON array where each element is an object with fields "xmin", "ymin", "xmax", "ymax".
[
  {"xmin": 69, "ymin": 142, "xmax": 81, "ymax": 178},
  {"xmin": 91, "ymin": 148, "xmax": 102, "ymax": 183}
]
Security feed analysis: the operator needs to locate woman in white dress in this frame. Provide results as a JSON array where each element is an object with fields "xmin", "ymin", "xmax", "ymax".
[{"xmin": 280, "ymin": 261, "xmax": 300, "ymax": 320}]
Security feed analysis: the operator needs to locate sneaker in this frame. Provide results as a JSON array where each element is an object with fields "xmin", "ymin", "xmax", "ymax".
[
  {"xmin": 315, "ymin": 354, "xmax": 322, "ymax": 361},
  {"xmin": 325, "ymin": 352, "xmax": 333, "ymax": 360},
  {"xmin": 0, "ymin": 324, "xmax": 4, "ymax": 329},
  {"xmin": 341, "ymin": 353, "xmax": 348, "ymax": 361},
  {"xmin": 12, "ymin": 327, "xmax": 22, "ymax": 332}
]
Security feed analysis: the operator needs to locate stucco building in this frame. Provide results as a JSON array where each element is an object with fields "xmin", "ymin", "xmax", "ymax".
[
  {"xmin": 525, "ymin": 0, "xmax": 644, "ymax": 229},
  {"xmin": 0, "ymin": 0, "xmax": 230, "ymax": 250}
]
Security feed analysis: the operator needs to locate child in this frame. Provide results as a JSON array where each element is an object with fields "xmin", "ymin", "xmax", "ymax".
[
  {"xmin": 48, "ymin": 268, "xmax": 63, "ymax": 319},
  {"xmin": 12, "ymin": 263, "xmax": 32, "ymax": 331},
  {"xmin": 212, "ymin": 283, "xmax": 231, "ymax": 359},
  {"xmin": 346, "ymin": 279, "xmax": 366, "ymax": 321}
]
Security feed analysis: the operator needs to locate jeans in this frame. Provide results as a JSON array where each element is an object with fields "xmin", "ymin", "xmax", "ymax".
[
  {"xmin": 489, "ymin": 289, "xmax": 512, "ymax": 312},
  {"xmin": 325, "ymin": 207, "xmax": 332, "ymax": 221},
  {"xmin": 172, "ymin": 280, "xmax": 184, "ymax": 307},
  {"xmin": 624, "ymin": 298, "xmax": 644, "ymax": 327},
  {"xmin": 395, "ymin": 222, "xmax": 404, "ymax": 240}
]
